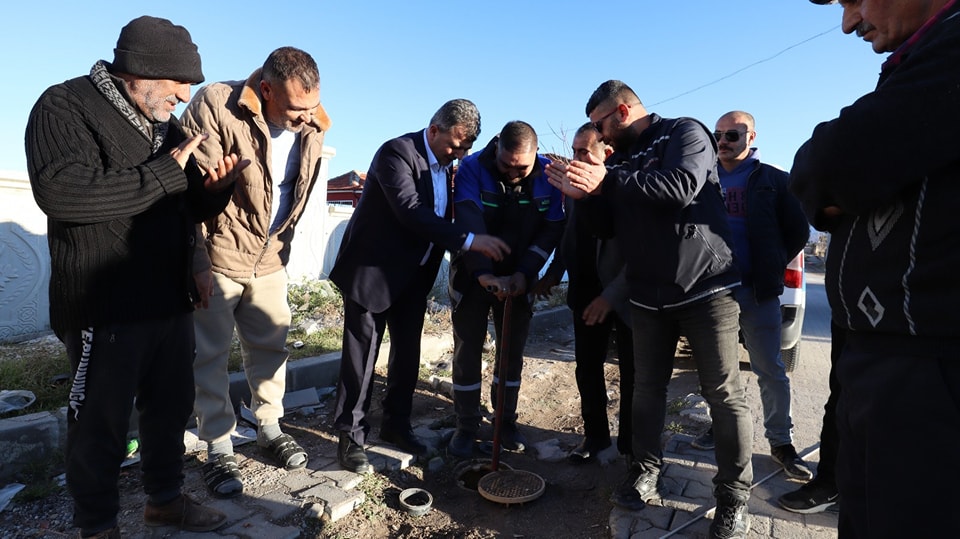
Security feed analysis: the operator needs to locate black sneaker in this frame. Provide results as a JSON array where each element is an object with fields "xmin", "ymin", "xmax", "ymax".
[
  {"xmin": 778, "ymin": 478, "xmax": 839, "ymax": 514},
  {"xmin": 691, "ymin": 427, "xmax": 715, "ymax": 451},
  {"xmin": 770, "ymin": 443, "xmax": 814, "ymax": 480},
  {"xmin": 711, "ymin": 495, "xmax": 750, "ymax": 539}
]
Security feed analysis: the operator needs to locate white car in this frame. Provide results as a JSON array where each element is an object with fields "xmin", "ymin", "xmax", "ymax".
[{"xmin": 778, "ymin": 252, "xmax": 806, "ymax": 372}]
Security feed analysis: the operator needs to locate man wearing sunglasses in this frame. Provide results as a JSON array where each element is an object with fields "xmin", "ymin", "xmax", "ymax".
[
  {"xmin": 791, "ymin": 0, "xmax": 960, "ymax": 536},
  {"xmin": 545, "ymin": 80, "xmax": 753, "ymax": 539},
  {"xmin": 691, "ymin": 112, "xmax": 811, "ymax": 482}
]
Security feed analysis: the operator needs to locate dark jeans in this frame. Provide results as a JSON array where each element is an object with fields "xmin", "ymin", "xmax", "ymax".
[
  {"xmin": 63, "ymin": 314, "xmax": 194, "ymax": 533},
  {"xmin": 836, "ymin": 334, "xmax": 960, "ymax": 537},
  {"xmin": 572, "ymin": 308, "xmax": 634, "ymax": 455},
  {"xmin": 630, "ymin": 291, "xmax": 753, "ymax": 499}
]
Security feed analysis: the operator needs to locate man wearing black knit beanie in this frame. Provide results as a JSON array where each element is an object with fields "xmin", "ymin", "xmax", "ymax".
[{"xmin": 25, "ymin": 15, "xmax": 249, "ymax": 538}]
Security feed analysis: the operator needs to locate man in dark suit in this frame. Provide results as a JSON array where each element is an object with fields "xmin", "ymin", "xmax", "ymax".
[{"xmin": 329, "ymin": 99, "xmax": 510, "ymax": 473}]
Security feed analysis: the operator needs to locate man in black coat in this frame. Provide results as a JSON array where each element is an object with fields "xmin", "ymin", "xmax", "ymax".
[
  {"xmin": 25, "ymin": 16, "xmax": 246, "ymax": 538},
  {"xmin": 329, "ymin": 99, "xmax": 509, "ymax": 473},
  {"xmin": 794, "ymin": 1, "xmax": 960, "ymax": 535}
]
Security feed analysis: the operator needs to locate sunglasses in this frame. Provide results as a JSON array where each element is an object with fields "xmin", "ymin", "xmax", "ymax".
[
  {"xmin": 592, "ymin": 107, "xmax": 619, "ymax": 132},
  {"xmin": 713, "ymin": 130, "xmax": 748, "ymax": 143}
]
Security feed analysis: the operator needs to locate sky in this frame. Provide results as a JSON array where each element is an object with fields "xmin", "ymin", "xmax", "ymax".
[{"xmin": 1, "ymin": 1, "xmax": 881, "ymax": 180}]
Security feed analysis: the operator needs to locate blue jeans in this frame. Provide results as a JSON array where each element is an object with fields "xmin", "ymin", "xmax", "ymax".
[
  {"xmin": 734, "ymin": 285, "xmax": 793, "ymax": 447},
  {"xmin": 630, "ymin": 291, "xmax": 753, "ymax": 499}
]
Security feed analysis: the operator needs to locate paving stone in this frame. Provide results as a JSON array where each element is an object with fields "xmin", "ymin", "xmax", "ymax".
[
  {"xmin": 663, "ymin": 496, "xmax": 713, "ymax": 515},
  {"xmin": 664, "ymin": 460, "xmax": 717, "ymax": 484},
  {"xmin": 609, "ymin": 508, "xmax": 652, "ymax": 539},
  {"xmin": 367, "ymin": 444, "xmax": 413, "ymax": 471},
  {"xmin": 299, "ymin": 482, "xmax": 365, "ymax": 521},
  {"xmin": 312, "ymin": 456, "xmax": 339, "ymax": 471},
  {"xmin": 281, "ymin": 469, "xmax": 320, "ymax": 492},
  {"xmin": 206, "ymin": 497, "xmax": 256, "ymax": 524},
  {"xmin": 680, "ymin": 478, "xmax": 713, "ymax": 499},
  {"xmin": 633, "ymin": 527, "xmax": 671, "ymax": 539},
  {"xmin": 749, "ymin": 513, "xmax": 772, "ymax": 535},
  {"xmin": 251, "ymin": 489, "xmax": 300, "ymax": 520},
  {"xmin": 314, "ymin": 469, "xmax": 363, "ymax": 490},
  {"xmin": 639, "ymin": 503, "xmax": 676, "ymax": 530}
]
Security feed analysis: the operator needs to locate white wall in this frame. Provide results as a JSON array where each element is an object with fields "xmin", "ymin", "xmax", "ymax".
[{"xmin": 0, "ymin": 171, "xmax": 51, "ymax": 341}]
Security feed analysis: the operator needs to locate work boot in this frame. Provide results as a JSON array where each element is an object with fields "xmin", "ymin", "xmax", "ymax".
[
  {"xmin": 448, "ymin": 428, "xmax": 477, "ymax": 458},
  {"xmin": 500, "ymin": 421, "xmax": 527, "ymax": 452},
  {"xmin": 143, "ymin": 494, "xmax": 226, "ymax": 532},
  {"xmin": 380, "ymin": 425, "xmax": 428, "ymax": 456}
]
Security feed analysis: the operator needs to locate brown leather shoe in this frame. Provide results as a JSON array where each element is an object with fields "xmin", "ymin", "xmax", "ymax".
[{"xmin": 143, "ymin": 493, "xmax": 226, "ymax": 532}]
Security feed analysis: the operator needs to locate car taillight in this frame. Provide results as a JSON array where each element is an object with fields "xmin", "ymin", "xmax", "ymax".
[
  {"xmin": 783, "ymin": 255, "xmax": 804, "ymax": 289},
  {"xmin": 784, "ymin": 268, "xmax": 802, "ymax": 289}
]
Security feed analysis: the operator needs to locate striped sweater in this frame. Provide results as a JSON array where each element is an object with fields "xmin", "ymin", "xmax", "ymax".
[{"xmin": 25, "ymin": 73, "xmax": 230, "ymax": 336}]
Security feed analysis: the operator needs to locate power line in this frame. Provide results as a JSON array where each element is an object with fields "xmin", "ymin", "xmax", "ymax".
[{"xmin": 650, "ymin": 25, "xmax": 840, "ymax": 107}]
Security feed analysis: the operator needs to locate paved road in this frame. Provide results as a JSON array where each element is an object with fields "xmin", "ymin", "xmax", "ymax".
[{"xmin": 611, "ymin": 266, "xmax": 838, "ymax": 538}]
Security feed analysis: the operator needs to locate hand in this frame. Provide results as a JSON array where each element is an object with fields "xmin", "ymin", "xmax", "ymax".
[
  {"xmin": 478, "ymin": 274, "xmax": 511, "ymax": 301},
  {"xmin": 545, "ymin": 152, "xmax": 606, "ymax": 199},
  {"xmin": 202, "ymin": 152, "xmax": 251, "ymax": 192},
  {"xmin": 469, "ymin": 234, "xmax": 511, "ymax": 261},
  {"xmin": 531, "ymin": 273, "xmax": 560, "ymax": 300},
  {"xmin": 505, "ymin": 272, "xmax": 527, "ymax": 297},
  {"xmin": 169, "ymin": 133, "xmax": 251, "ymax": 192},
  {"xmin": 582, "ymin": 296, "xmax": 612, "ymax": 326},
  {"xmin": 170, "ymin": 133, "xmax": 208, "ymax": 170},
  {"xmin": 193, "ymin": 269, "xmax": 214, "ymax": 309}
]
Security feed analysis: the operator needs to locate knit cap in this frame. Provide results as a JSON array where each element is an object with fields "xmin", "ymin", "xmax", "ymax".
[{"xmin": 112, "ymin": 16, "xmax": 204, "ymax": 83}]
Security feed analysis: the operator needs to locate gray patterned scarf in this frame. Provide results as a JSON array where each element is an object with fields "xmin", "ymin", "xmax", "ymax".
[{"xmin": 89, "ymin": 60, "xmax": 168, "ymax": 153}]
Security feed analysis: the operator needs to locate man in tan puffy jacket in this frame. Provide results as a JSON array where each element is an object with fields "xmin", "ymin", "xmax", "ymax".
[{"xmin": 180, "ymin": 46, "xmax": 331, "ymax": 498}]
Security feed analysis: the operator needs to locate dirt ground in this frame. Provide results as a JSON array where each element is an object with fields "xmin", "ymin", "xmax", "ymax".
[
  {"xmin": 308, "ymin": 318, "xmax": 701, "ymax": 539},
  {"xmin": 2, "ymin": 309, "xmax": 708, "ymax": 539}
]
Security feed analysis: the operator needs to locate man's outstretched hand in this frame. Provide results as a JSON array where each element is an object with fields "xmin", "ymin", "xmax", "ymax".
[{"xmin": 170, "ymin": 133, "xmax": 251, "ymax": 192}]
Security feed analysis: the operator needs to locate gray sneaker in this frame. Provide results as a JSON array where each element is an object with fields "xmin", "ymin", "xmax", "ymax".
[{"xmin": 710, "ymin": 495, "xmax": 750, "ymax": 539}]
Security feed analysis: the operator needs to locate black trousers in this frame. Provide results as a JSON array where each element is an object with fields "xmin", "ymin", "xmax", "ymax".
[
  {"xmin": 572, "ymin": 308, "xmax": 634, "ymax": 454},
  {"xmin": 836, "ymin": 333, "xmax": 960, "ymax": 537},
  {"xmin": 334, "ymin": 267, "xmax": 435, "ymax": 444},
  {"xmin": 814, "ymin": 323, "xmax": 843, "ymax": 486},
  {"xmin": 63, "ymin": 313, "xmax": 194, "ymax": 533}
]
